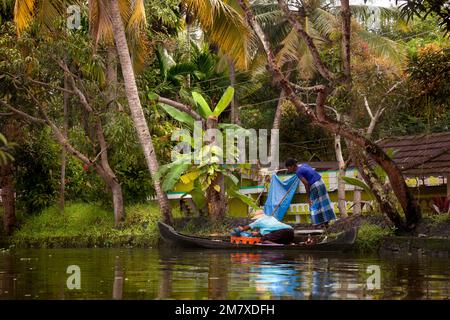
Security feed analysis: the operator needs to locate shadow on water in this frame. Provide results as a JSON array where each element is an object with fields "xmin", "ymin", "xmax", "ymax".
[{"xmin": 0, "ymin": 247, "xmax": 449, "ymax": 299}]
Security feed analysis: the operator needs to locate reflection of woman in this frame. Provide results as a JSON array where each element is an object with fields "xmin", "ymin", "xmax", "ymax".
[
  {"xmin": 252, "ymin": 265, "xmax": 303, "ymax": 299},
  {"xmin": 310, "ymin": 259, "xmax": 335, "ymax": 299}
]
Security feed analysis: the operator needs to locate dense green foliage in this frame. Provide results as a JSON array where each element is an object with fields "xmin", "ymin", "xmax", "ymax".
[
  {"xmin": 10, "ymin": 202, "xmax": 167, "ymax": 247},
  {"xmin": 354, "ymin": 222, "xmax": 395, "ymax": 253},
  {"xmin": 0, "ymin": 1, "xmax": 449, "ymax": 240},
  {"xmin": 398, "ymin": 0, "xmax": 450, "ymax": 33}
]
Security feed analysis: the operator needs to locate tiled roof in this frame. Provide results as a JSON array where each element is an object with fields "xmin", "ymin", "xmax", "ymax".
[{"xmin": 378, "ymin": 132, "xmax": 450, "ymax": 177}]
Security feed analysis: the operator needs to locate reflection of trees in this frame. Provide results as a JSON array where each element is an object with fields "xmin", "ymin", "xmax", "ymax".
[
  {"xmin": 208, "ymin": 253, "xmax": 230, "ymax": 300},
  {"xmin": 393, "ymin": 258, "xmax": 428, "ymax": 300},
  {"xmin": 0, "ymin": 253, "xmax": 15, "ymax": 299},
  {"xmin": 113, "ymin": 256, "xmax": 124, "ymax": 300},
  {"xmin": 157, "ymin": 263, "xmax": 173, "ymax": 299},
  {"xmin": 298, "ymin": 255, "xmax": 365, "ymax": 300}
]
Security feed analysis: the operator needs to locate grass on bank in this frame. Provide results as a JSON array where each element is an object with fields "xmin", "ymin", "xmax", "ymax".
[
  {"xmin": 8, "ymin": 202, "xmax": 166, "ymax": 248},
  {"xmin": 354, "ymin": 222, "xmax": 395, "ymax": 253},
  {"xmin": 2, "ymin": 201, "xmax": 449, "ymax": 250}
]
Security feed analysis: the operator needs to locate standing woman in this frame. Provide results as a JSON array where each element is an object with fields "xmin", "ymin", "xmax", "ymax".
[{"xmin": 285, "ymin": 159, "xmax": 337, "ymax": 227}]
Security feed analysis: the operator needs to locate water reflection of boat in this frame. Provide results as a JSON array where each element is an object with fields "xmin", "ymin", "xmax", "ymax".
[{"xmin": 158, "ymin": 221, "xmax": 357, "ymax": 252}]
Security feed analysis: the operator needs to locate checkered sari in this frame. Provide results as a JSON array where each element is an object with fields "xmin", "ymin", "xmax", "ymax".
[{"xmin": 309, "ymin": 179, "xmax": 336, "ymax": 225}]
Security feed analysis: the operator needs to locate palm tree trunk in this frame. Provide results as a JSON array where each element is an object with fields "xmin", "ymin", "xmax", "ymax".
[
  {"xmin": 108, "ymin": 0, "xmax": 173, "ymax": 225},
  {"xmin": 106, "ymin": 44, "xmax": 119, "ymax": 110}
]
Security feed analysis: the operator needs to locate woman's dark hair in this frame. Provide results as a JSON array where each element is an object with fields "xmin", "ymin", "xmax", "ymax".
[{"xmin": 285, "ymin": 158, "xmax": 297, "ymax": 168}]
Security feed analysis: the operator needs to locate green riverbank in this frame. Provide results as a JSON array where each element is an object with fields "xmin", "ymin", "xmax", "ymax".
[
  {"xmin": 1, "ymin": 202, "xmax": 164, "ymax": 248},
  {"xmin": 1, "ymin": 203, "xmax": 449, "ymax": 255}
]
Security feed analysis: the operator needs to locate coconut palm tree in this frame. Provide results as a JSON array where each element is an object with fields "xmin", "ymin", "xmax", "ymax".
[
  {"xmin": 104, "ymin": 0, "xmax": 174, "ymax": 224},
  {"xmin": 182, "ymin": 0, "xmax": 252, "ymax": 71},
  {"xmin": 10, "ymin": 0, "xmax": 174, "ymax": 223}
]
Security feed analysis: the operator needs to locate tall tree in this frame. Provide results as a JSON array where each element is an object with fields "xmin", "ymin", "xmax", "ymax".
[
  {"xmin": 238, "ymin": 0, "xmax": 421, "ymax": 232},
  {"xmin": 107, "ymin": 0, "xmax": 173, "ymax": 224}
]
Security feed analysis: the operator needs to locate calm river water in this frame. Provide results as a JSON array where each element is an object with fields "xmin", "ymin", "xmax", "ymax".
[{"xmin": 0, "ymin": 247, "xmax": 449, "ymax": 299}]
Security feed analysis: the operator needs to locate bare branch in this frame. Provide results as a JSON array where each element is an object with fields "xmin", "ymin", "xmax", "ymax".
[
  {"xmin": 28, "ymin": 77, "xmax": 74, "ymax": 94},
  {"xmin": 385, "ymin": 80, "xmax": 404, "ymax": 95},
  {"xmin": 364, "ymin": 96, "xmax": 374, "ymax": 120},
  {"xmin": 324, "ymin": 105, "xmax": 339, "ymax": 118},
  {"xmin": 59, "ymin": 62, "xmax": 95, "ymax": 114},
  {"xmin": 0, "ymin": 100, "xmax": 46, "ymax": 124}
]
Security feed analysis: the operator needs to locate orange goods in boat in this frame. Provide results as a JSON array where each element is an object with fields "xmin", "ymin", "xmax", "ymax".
[{"xmin": 231, "ymin": 236, "xmax": 262, "ymax": 244}]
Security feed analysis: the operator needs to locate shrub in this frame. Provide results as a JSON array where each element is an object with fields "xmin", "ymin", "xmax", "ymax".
[{"xmin": 355, "ymin": 222, "xmax": 395, "ymax": 253}]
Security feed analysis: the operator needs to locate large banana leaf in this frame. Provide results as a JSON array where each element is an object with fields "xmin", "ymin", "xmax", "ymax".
[
  {"xmin": 192, "ymin": 91, "xmax": 212, "ymax": 118},
  {"xmin": 342, "ymin": 176, "xmax": 375, "ymax": 200},
  {"xmin": 180, "ymin": 170, "xmax": 201, "ymax": 185},
  {"xmin": 228, "ymin": 188, "xmax": 259, "ymax": 210},
  {"xmin": 159, "ymin": 103, "xmax": 195, "ymax": 127},
  {"xmin": 212, "ymin": 86, "xmax": 234, "ymax": 117},
  {"xmin": 162, "ymin": 163, "xmax": 191, "ymax": 192},
  {"xmin": 190, "ymin": 184, "xmax": 207, "ymax": 211}
]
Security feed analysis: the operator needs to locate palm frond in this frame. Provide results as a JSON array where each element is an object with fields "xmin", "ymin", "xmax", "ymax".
[
  {"xmin": 184, "ymin": 0, "xmax": 251, "ymax": 70},
  {"xmin": 89, "ymin": 0, "xmax": 113, "ymax": 45},
  {"xmin": 358, "ymin": 29, "xmax": 405, "ymax": 66},
  {"xmin": 36, "ymin": 0, "xmax": 65, "ymax": 32},
  {"xmin": 277, "ymin": 28, "xmax": 300, "ymax": 67},
  {"xmin": 350, "ymin": 5, "xmax": 407, "ymax": 31},
  {"xmin": 311, "ymin": 8, "xmax": 339, "ymax": 39},
  {"xmin": 13, "ymin": 0, "xmax": 36, "ymax": 34},
  {"xmin": 127, "ymin": 0, "xmax": 146, "ymax": 34}
]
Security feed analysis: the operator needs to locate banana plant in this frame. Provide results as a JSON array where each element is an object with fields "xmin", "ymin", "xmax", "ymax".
[
  {"xmin": 156, "ymin": 86, "xmax": 236, "ymax": 125},
  {"xmin": 155, "ymin": 87, "xmax": 258, "ymax": 219}
]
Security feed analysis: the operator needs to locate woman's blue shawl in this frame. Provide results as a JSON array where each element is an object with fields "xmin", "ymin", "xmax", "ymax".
[{"xmin": 263, "ymin": 174, "xmax": 299, "ymax": 221}]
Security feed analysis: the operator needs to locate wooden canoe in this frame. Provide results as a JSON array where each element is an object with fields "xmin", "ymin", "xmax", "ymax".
[{"xmin": 158, "ymin": 221, "xmax": 357, "ymax": 252}]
